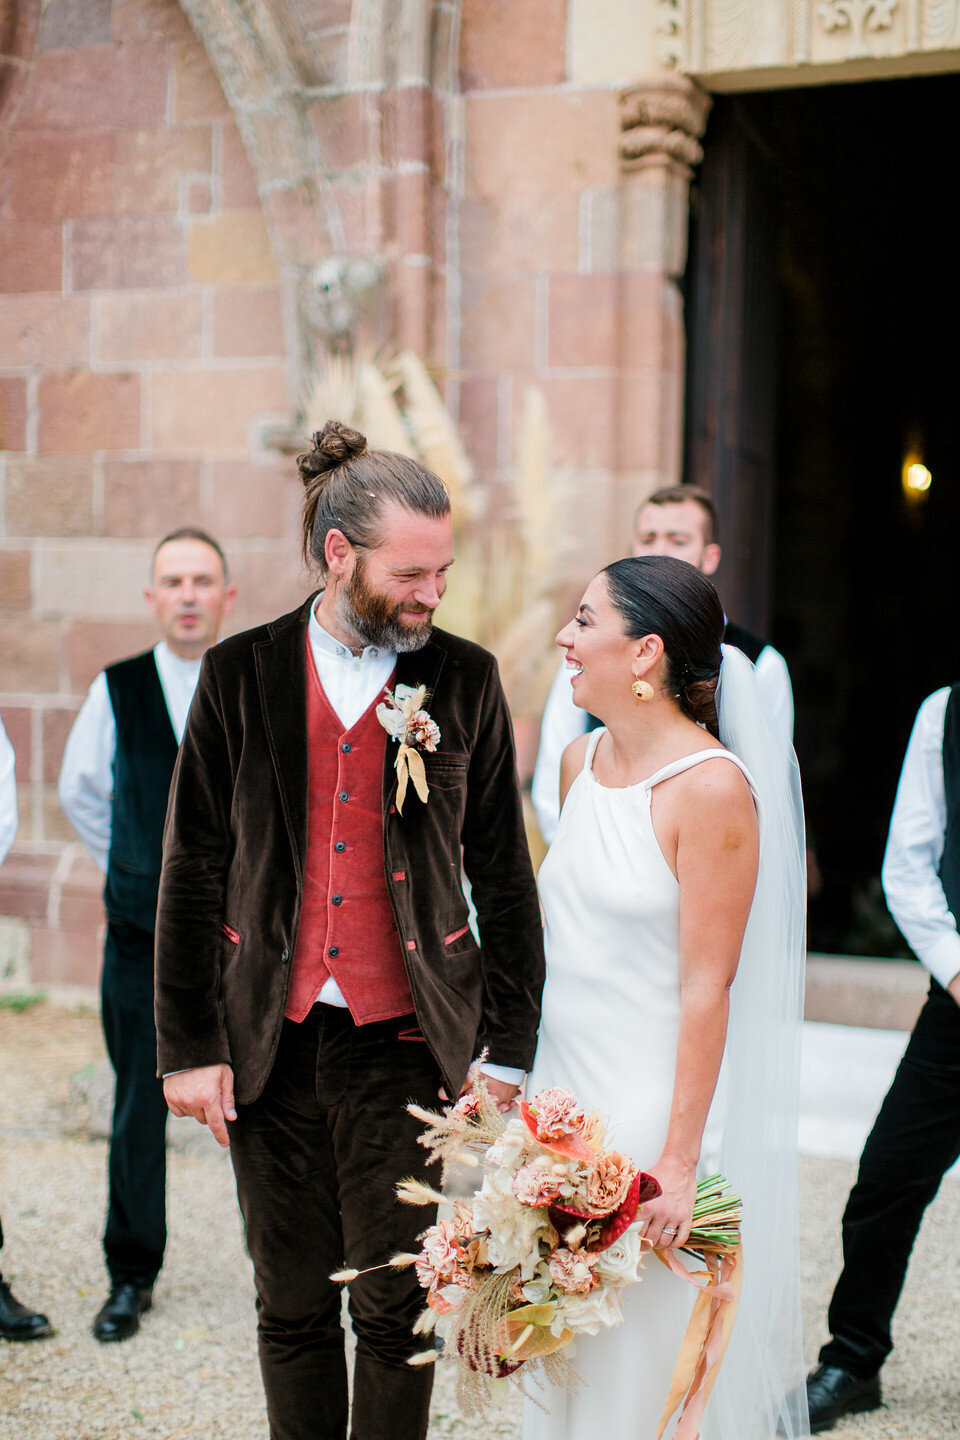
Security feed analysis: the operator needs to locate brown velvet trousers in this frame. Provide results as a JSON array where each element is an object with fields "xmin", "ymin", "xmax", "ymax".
[{"xmin": 228, "ymin": 1005, "xmax": 442, "ymax": 1440}]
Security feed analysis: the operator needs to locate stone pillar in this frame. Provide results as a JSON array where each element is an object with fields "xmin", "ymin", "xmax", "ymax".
[{"xmin": 613, "ymin": 79, "xmax": 711, "ymax": 541}]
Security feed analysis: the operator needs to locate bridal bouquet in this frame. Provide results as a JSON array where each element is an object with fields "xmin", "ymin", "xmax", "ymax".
[{"xmin": 349, "ymin": 1076, "xmax": 743, "ymax": 1426}]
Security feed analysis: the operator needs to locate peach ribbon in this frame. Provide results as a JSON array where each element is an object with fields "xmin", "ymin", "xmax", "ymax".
[{"xmin": 655, "ymin": 1245, "xmax": 743, "ymax": 1440}]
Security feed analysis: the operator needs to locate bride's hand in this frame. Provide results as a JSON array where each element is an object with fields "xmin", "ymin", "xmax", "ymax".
[{"xmin": 638, "ymin": 1155, "xmax": 697, "ymax": 1250}]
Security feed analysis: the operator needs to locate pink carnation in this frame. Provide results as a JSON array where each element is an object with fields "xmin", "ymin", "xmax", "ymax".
[
  {"xmin": 548, "ymin": 1247, "xmax": 598, "ymax": 1295},
  {"xmin": 529, "ymin": 1087, "xmax": 586, "ymax": 1143},
  {"xmin": 512, "ymin": 1156, "xmax": 567, "ymax": 1208},
  {"xmin": 415, "ymin": 1221, "xmax": 466, "ymax": 1292},
  {"xmin": 452, "ymin": 1091, "xmax": 482, "ymax": 1121},
  {"xmin": 583, "ymin": 1150, "xmax": 638, "ymax": 1214},
  {"xmin": 408, "ymin": 711, "xmax": 441, "ymax": 752}
]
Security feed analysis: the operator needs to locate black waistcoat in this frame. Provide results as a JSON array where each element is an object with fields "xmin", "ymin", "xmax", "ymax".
[
  {"xmin": 723, "ymin": 621, "xmax": 766, "ymax": 665},
  {"xmin": 940, "ymin": 685, "xmax": 960, "ymax": 927},
  {"xmin": 104, "ymin": 651, "xmax": 179, "ymax": 934}
]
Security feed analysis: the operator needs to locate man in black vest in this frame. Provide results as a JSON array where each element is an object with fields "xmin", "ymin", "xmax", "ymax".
[
  {"xmin": 59, "ymin": 528, "xmax": 235, "ymax": 1342},
  {"xmin": 532, "ymin": 484, "xmax": 794, "ymax": 843},
  {"xmin": 802, "ymin": 685, "xmax": 960, "ymax": 1431}
]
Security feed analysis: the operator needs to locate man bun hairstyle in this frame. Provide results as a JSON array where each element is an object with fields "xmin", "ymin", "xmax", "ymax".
[
  {"xmin": 602, "ymin": 554, "xmax": 724, "ymax": 738},
  {"xmin": 298, "ymin": 419, "xmax": 450, "ymax": 575}
]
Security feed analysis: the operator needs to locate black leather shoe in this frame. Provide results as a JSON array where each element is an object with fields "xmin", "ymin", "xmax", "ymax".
[
  {"xmin": 805, "ymin": 1364, "xmax": 882, "ymax": 1433},
  {"xmin": 0, "ymin": 1279, "xmax": 54, "ymax": 1340},
  {"xmin": 92, "ymin": 1283, "xmax": 153, "ymax": 1343}
]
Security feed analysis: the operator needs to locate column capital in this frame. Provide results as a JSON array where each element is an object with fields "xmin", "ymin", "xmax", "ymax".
[{"xmin": 618, "ymin": 79, "xmax": 712, "ymax": 177}]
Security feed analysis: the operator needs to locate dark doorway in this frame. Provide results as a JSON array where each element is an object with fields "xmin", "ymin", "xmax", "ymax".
[{"xmin": 685, "ymin": 74, "xmax": 960, "ymax": 956}]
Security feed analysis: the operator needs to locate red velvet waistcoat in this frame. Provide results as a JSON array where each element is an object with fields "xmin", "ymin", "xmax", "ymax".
[{"xmin": 285, "ymin": 642, "xmax": 413, "ymax": 1024}]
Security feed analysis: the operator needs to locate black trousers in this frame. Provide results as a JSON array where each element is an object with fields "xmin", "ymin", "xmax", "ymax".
[
  {"xmin": 101, "ymin": 920, "xmax": 169, "ymax": 1288},
  {"xmin": 228, "ymin": 1006, "xmax": 443, "ymax": 1440},
  {"xmin": 819, "ymin": 977, "xmax": 960, "ymax": 1378}
]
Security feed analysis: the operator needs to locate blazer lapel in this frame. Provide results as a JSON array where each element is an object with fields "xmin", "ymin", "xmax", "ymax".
[
  {"xmin": 382, "ymin": 638, "xmax": 447, "ymax": 813},
  {"xmin": 254, "ymin": 595, "xmax": 314, "ymax": 882}
]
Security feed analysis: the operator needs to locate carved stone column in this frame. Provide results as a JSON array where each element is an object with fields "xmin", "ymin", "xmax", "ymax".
[{"xmin": 612, "ymin": 78, "xmax": 711, "ymax": 539}]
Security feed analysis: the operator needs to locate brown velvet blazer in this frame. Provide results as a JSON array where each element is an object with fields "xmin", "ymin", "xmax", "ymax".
[{"xmin": 154, "ymin": 595, "xmax": 545, "ymax": 1105}]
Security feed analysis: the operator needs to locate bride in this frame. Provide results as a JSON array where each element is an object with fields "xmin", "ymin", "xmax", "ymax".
[{"xmin": 523, "ymin": 556, "xmax": 808, "ymax": 1440}]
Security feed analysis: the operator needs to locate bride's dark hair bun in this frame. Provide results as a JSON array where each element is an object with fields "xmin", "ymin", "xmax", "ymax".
[
  {"xmin": 603, "ymin": 555, "xmax": 724, "ymax": 738},
  {"xmin": 297, "ymin": 420, "xmax": 367, "ymax": 486}
]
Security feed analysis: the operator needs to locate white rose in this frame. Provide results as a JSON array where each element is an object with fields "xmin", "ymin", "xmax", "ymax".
[
  {"xmin": 472, "ymin": 1170, "xmax": 548, "ymax": 1279},
  {"xmin": 376, "ymin": 702, "xmax": 407, "ymax": 741},
  {"xmin": 484, "ymin": 1117, "xmax": 533, "ymax": 1172},
  {"xmin": 553, "ymin": 1282, "xmax": 626, "ymax": 1336},
  {"xmin": 594, "ymin": 1223, "xmax": 645, "ymax": 1289}
]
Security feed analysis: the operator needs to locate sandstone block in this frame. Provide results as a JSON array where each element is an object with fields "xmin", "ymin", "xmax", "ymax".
[
  {"xmin": 308, "ymin": 91, "xmax": 374, "ymax": 174},
  {"xmin": 220, "ymin": 124, "xmax": 260, "ymax": 210},
  {"xmin": 172, "ymin": 40, "xmax": 232, "ymax": 123},
  {"xmin": 0, "ymin": 222, "xmax": 64, "ymax": 293},
  {"xmin": 0, "ymin": 551, "xmax": 32, "ymax": 612},
  {"xmin": 41, "ymin": 787, "xmax": 79, "ymax": 843},
  {"xmin": 0, "ymin": 132, "xmax": 116, "ymax": 223},
  {"xmin": 290, "ymin": 0, "xmax": 351, "ymax": 31},
  {"xmin": 151, "ymin": 366, "xmax": 286, "ymax": 451},
  {"xmin": 112, "ymin": 0, "xmax": 194, "ymax": 42},
  {"xmin": 104, "ymin": 459, "xmax": 203, "ymax": 538},
  {"xmin": 0, "ymin": 294, "xmax": 90, "ymax": 367},
  {"xmin": 38, "ymin": 372, "xmax": 140, "ymax": 454},
  {"xmin": 465, "ymin": 91, "xmax": 618, "ymax": 201},
  {"xmin": 28, "ymin": 921, "xmax": 102, "ymax": 987},
  {"xmin": 71, "ymin": 216, "xmax": 183, "ymax": 290},
  {"xmin": 42, "ymin": 705, "xmax": 80, "ymax": 782},
  {"xmin": 18, "ymin": 42, "xmax": 168, "ymax": 131},
  {"xmin": 524, "ymin": 374, "xmax": 617, "ymax": 470},
  {"xmin": 459, "ymin": 192, "xmax": 580, "ymax": 273},
  {"xmin": 206, "ymin": 459, "xmax": 297, "ymax": 540},
  {"xmin": 0, "ymin": 618, "xmax": 61, "ymax": 692},
  {"xmin": 114, "ymin": 126, "xmax": 213, "ymax": 215},
  {"xmin": 65, "ymin": 619, "xmax": 158, "ymax": 692},
  {"xmin": 618, "ymin": 368, "xmax": 670, "ymax": 473},
  {"xmin": 0, "ymin": 708, "xmax": 32, "ymax": 780},
  {"xmin": 460, "ymin": 0, "xmax": 567, "ymax": 90},
  {"xmin": 0, "ymin": 852, "xmax": 58, "ymax": 921},
  {"xmin": 187, "ymin": 211, "xmax": 278, "ymax": 285},
  {"xmin": 228, "ymin": 547, "xmax": 310, "ymax": 634},
  {"xmin": 37, "ymin": 543, "xmax": 153, "ymax": 622},
  {"xmin": 212, "ymin": 286, "xmax": 285, "ymax": 358},
  {"xmin": 183, "ymin": 178, "xmax": 213, "ymax": 214},
  {"xmin": 96, "ymin": 289, "xmax": 203, "ymax": 364},
  {"xmin": 548, "ymin": 274, "xmax": 618, "ymax": 369},
  {"xmin": 0, "ymin": 377, "xmax": 28, "ymax": 452},
  {"xmin": 6, "ymin": 458, "xmax": 95, "ymax": 536},
  {"xmin": 457, "ymin": 376, "xmax": 501, "ymax": 473},
  {"xmin": 38, "ymin": 0, "xmax": 112, "ymax": 50},
  {"xmin": 618, "ymin": 271, "xmax": 671, "ymax": 371},
  {"xmin": 460, "ymin": 274, "xmax": 537, "ymax": 372}
]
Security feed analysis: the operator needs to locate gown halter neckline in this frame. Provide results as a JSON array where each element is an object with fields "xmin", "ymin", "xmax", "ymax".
[{"xmin": 582, "ymin": 728, "xmax": 757, "ymax": 795}]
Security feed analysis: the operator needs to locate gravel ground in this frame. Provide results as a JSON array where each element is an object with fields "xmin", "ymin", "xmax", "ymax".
[{"xmin": 1, "ymin": 1000, "xmax": 959, "ymax": 1439}]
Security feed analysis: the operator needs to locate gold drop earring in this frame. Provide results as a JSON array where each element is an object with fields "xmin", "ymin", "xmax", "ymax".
[{"xmin": 632, "ymin": 678, "xmax": 654, "ymax": 702}]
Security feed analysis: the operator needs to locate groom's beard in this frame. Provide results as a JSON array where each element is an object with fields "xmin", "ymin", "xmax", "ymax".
[{"xmin": 334, "ymin": 556, "xmax": 435, "ymax": 653}]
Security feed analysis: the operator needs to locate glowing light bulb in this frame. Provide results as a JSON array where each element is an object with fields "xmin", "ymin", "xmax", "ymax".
[{"xmin": 902, "ymin": 455, "xmax": 932, "ymax": 500}]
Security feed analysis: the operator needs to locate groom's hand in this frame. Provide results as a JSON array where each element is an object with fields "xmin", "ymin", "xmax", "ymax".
[
  {"xmin": 164, "ymin": 1063, "xmax": 237, "ymax": 1148},
  {"xmin": 462, "ymin": 1072, "xmax": 520, "ymax": 1113}
]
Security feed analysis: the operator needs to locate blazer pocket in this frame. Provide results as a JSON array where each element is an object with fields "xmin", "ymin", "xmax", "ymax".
[
  {"xmin": 221, "ymin": 923, "xmax": 241, "ymax": 945},
  {"xmin": 424, "ymin": 751, "xmax": 469, "ymax": 791},
  {"xmin": 442, "ymin": 917, "xmax": 477, "ymax": 958}
]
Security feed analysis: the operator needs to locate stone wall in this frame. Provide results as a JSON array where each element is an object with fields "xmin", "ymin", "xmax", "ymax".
[{"xmin": 1, "ymin": 0, "xmax": 698, "ymax": 990}]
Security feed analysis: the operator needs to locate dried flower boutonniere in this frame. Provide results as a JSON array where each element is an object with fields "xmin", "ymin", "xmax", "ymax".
[{"xmin": 376, "ymin": 684, "xmax": 441, "ymax": 814}]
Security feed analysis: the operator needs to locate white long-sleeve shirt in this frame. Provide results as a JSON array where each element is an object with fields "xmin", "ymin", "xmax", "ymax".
[
  {"xmin": 58, "ymin": 643, "xmax": 204, "ymax": 873},
  {"xmin": 881, "ymin": 688, "xmax": 960, "ymax": 991},
  {"xmin": 531, "ymin": 638, "xmax": 795, "ymax": 846},
  {"xmin": 0, "ymin": 717, "xmax": 18, "ymax": 866}
]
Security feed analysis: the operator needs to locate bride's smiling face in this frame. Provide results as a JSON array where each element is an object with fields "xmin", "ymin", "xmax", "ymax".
[{"xmin": 557, "ymin": 574, "xmax": 654, "ymax": 712}]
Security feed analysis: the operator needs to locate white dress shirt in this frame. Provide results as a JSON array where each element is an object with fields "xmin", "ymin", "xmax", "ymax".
[
  {"xmin": 0, "ymin": 717, "xmax": 18, "ymax": 867},
  {"xmin": 881, "ymin": 687, "xmax": 960, "ymax": 991},
  {"xmin": 308, "ymin": 607, "xmax": 522, "ymax": 1086},
  {"xmin": 531, "ymin": 637, "xmax": 795, "ymax": 846},
  {"xmin": 58, "ymin": 643, "xmax": 203, "ymax": 873}
]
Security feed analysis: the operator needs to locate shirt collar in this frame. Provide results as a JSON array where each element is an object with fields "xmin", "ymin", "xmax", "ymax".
[
  {"xmin": 154, "ymin": 641, "xmax": 202, "ymax": 675},
  {"xmin": 309, "ymin": 601, "xmax": 392, "ymax": 664}
]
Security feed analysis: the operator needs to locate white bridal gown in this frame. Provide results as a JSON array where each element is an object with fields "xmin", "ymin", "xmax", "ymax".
[{"xmin": 522, "ymin": 729, "xmax": 758, "ymax": 1440}]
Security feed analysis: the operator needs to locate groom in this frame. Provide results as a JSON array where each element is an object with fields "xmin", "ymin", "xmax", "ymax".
[{"xmin": 155, "ymin": 426, "xmax": 545, "ymax": 1440}]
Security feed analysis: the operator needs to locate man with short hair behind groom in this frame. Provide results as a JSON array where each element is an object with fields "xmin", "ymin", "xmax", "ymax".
[{"xmin": 156, "ymin": 421, "xmax": 545, "ymax": 1440}]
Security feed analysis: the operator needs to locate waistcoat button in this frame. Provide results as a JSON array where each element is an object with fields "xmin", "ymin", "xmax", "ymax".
[
  {"xmin": 332, "ymin": 894, "xmax": 343, "ymax": 905},
  {"xmin": 328, "ymin": 946, "xmax": 339, "ymax": 958},
  {"xmin": 335, "ymin": 841, "xmax": 346, "ymax": 853},
  {"xmin": 341, "ymin": 742, "xmax": 352, "ymax": 753},
  {"xmin": 281, "ymin": 948, "xmax": 289, "ymax": 962},
  {"xmin": 339, "ymin": 791, "xmax": 349, "ymax": 802}
]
